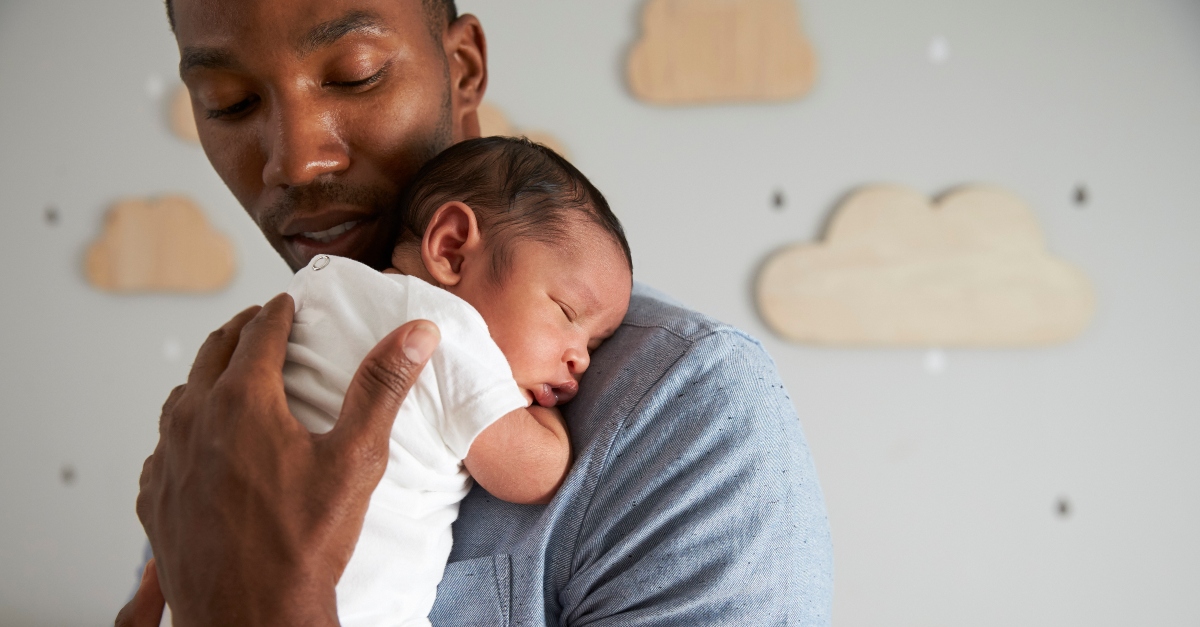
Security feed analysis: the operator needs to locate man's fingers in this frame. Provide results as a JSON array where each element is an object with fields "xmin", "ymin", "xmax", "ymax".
[
  {"xmin": 138, "ymin": 452, "xmax": 156, "ymax": 493},
  {"xmin": 157, "ymin": 385, "xmax": 186, "ymax": 438},
  {"xmin": 222, "ymin": 293, "xmax": 295, "ymax": 384},
  {"xmin": 114, "ymin": 559, "xmax": 165, "ymax": 627},
  {"xmin": 199, "ymin": 294, "xmax": 296, "ymax": 434},
  {"xmin": 327, "ymin": 320, "xmax": 439, "ymax": 471},
  {"xmin": 186, "ymin": 305, "xmax": 262, "ymax": 392}
]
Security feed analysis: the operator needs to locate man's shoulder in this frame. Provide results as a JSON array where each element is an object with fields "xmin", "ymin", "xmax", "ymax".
[
  {"xmin": 569, "ymin": 283, "xmax": 787, "ymax": 450},
  {"xmin": 441, "ymin": 284, "xmax": 833, "ymax": 627},
  {"xmin": 614, "ymin": 283, "xmax": 772, "ymax": 379},
  {"xmin": 547, "ymin": 285, "xmax": 833, "ymax": 626},
  {"xmin": 624, "ymin": 282, "xmax": 753, "ymax": 343}
]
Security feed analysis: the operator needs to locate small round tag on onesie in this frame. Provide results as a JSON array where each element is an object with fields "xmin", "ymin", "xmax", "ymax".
[{"xmin": 312, "ymin": 255, "xmax": 330, "ymax": 271}]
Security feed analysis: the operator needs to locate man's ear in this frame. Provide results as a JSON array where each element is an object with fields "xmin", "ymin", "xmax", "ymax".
[
  {"xmin": 421, "ymin": 202, "xmax": 484, "ymax": 287},
  {"xmin": 444, "ymin": 14, "xmax": 487, "ymax": 140}
]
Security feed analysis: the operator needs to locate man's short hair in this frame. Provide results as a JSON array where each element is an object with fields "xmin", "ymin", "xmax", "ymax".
[
  {"xmin": 397, "ymin": 136, "xmax": 633, "ymax": 282},
  {"xmin": 164, "ymin": 0, "xmax": 458, "ymax": 36}
]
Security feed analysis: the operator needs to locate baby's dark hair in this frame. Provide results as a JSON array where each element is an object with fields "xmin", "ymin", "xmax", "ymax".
[{"xmin": 396, "ymin": 136, "xmax": 632, "ymax": 282}]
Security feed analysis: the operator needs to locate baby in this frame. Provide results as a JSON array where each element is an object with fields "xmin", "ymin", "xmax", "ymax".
[{"xmin": 282, "ymin": 137, "xmax": 633, "ymax": 626}]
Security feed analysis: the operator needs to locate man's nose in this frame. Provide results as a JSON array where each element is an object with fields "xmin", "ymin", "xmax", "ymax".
[{"xmin": 262, "ymin": 97, "xmax": 349, "ymax": 188}]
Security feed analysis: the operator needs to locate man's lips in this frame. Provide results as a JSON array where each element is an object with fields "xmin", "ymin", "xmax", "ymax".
[
  {"xmin": 297, "ymin": 220, "xmax": 360, "ymax": 243},
  {"xmin": 279, "ymin": 212, "xmax": 382, "ymax": 266},
  {"xmin": 280, "ymin": 210, "xmax": 379, "ymax": 238}
]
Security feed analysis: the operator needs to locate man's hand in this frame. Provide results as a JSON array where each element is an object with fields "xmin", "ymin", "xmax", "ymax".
[
  {"xmin": 114, "ymin": 559, "xmax": 165, "ymax": 627},
  {"xmin": 117, "ymin": 294, "xmax": 440, "ymax": 627}
]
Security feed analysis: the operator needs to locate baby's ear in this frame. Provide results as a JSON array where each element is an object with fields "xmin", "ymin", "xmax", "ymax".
[{"xmin": 421, "ymin": 201, "xmax": 483, "ymax": 287}]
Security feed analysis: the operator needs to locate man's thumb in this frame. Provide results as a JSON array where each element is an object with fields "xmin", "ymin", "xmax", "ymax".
[
  {"xmin": 329, "ymin": 320, "xmax": 440, "ymax": 469},
  {"xmin": 114, "ymin": 558, "xmax": 165, "ymax": 627}
]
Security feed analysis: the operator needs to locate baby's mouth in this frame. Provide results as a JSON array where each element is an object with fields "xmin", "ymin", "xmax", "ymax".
[
  {"xmin": 529, "ymin": 382, "xmax": 578, "ymax": 408},
  {"xmin": 531, "ymin": 384, "xmax": 560, "ymax": 408}
]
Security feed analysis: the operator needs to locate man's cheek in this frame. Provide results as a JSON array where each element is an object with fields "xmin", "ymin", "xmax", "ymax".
[{"xmin": 206, "ymin": 149, "xmax": 264, "ymax": 210}]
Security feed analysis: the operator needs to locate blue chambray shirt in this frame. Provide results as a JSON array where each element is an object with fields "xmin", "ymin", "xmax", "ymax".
[{"xmin": 428, "ymin": 284, "xmax": 834, "ymax": 626}]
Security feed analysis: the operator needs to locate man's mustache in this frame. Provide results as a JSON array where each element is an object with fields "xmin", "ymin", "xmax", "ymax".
[{"xmin": 258, "ymin": 180, "xmax": 394, "ymax": 231}]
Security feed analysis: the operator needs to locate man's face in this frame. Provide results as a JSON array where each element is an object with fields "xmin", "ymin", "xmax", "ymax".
[{"xmin": 173, "ymin": 0, "xmax": 485, "ymax": 271}]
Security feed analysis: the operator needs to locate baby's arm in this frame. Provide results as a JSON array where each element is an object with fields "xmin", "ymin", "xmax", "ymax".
[{"xmin": 464, "ymin": 406, "xmax": 571, "ymax": 505}]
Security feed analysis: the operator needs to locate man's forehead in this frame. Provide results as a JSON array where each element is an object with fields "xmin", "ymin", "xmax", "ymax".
[
  {"xmin": 297, "ymin": 11, "xmax": 390, "ymax": 55},
  {"xmin": 172, "ymin": 0, "xmax": 429, "ymax": 54}
]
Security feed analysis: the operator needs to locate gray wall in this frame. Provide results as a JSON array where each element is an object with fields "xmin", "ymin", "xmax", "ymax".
[{"xmin": 1, "ymin": 0, "xmax": 1198, "ymax": 625}]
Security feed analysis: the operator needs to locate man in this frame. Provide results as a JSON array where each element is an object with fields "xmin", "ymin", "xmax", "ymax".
[{"xmin": 118, "ymin": 0, "xmax": 833, "ymax": 625}]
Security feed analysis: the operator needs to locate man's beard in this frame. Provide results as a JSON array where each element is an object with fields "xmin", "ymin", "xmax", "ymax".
[{"xmin": 257, "ymin": 179, "xmax": 394, "ymax": 234}]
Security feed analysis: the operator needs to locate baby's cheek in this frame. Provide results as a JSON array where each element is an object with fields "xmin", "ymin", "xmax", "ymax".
[
  {"xmin": 512, "ymin": 337, "xmax": 559, "ymax": 382},
  {"xmin": 505, "ymin": 341, "xmax": 545, "ymax": 380}
]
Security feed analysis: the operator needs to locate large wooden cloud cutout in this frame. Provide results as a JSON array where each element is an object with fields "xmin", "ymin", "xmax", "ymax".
[
  {"xmin": 757, "ymin": 185, "xmax": 1095, "ymax": 347},
  {"xmin": 627, "ymin": 0, "xmax": 817, "ymax": 105},
  {"xmin": 86, "ymin": 195, "xmax": 236, "ymax": 293}
]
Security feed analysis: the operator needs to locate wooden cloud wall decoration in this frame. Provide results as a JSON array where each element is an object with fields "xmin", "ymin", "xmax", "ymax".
[
  {"xmin": 86, "ymin": 195, "xmax": 236, "ymax": 293},
  {"xmin": 476, "ymin": 102, "xmax": 570, "ymax": 159},
  {"xmin": 756, "ymin": 185, "xmax": 1095, "ymax": 347},
  {"xmin": 627, "ymin": 0, "xmax": 817, "ymax": 105},
  {"xmin": 169, "ymin": 85, "xmax": 200, "ymax": 144}
]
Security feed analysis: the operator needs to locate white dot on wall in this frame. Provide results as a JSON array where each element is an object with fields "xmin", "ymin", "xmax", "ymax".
[
  {"xmin": 162, "ymin": 338, "xmax": 183, "ymax": 363},
  {"xmin": 145, "ymin": 74, "xmax": 166, "ymax": 100},
  {"xmin": 928, "ymin": 36, "xmax": 950, "ymax": 64},
  {"xmin": 924, "ymin": 348, "xmax": 947, "ymax": 374}
]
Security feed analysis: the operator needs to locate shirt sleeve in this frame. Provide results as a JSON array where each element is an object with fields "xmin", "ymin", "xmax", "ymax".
[{"xmin": 559, "ymin": 329, "xmax": 834, "ymax": 626}]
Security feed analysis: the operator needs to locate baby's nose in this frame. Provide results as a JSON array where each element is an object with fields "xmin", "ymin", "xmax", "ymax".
[{"xmin": 567, "ymin": 348, "xmax": 590, "ymax": 376}]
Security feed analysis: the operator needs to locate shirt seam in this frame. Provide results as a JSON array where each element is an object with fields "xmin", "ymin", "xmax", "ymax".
[{"xmin": 618, "ymin": 319, "xmax": 764, "ymax": 350}]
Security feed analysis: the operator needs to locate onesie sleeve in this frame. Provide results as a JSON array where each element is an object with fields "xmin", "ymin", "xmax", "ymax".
[{"xmin": 413, "ymin": 285, "xmax": 529, "ymax": 460}]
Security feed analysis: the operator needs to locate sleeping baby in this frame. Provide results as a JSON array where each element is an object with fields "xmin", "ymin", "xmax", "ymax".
[{"xmin": 282, "ymin": 136, "xmax": 633, "ymax": 626}]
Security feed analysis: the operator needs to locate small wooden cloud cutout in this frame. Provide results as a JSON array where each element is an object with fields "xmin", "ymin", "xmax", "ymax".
[
  {"xmin": 627, "ymin": 0, "xmax": 817, "ymax": 105},
  {"xmin": 476, "ymin": 102, "xmax": 570, "ymax": 159},
  {"xmin": 86, "ymin": 195, "xmax": 236, "ymax": 293},
  {"xmin": 169, "ymin": 85, "xmax": 200, "ymax": 144},
  {"xmin": 756, "ymin": 185, "xmax": 1095, "ymax": 347}
]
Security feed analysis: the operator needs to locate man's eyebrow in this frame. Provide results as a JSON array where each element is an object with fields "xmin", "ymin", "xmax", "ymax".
[
  {"xmin": 177, "ymin": 11, "xmax": 390, "ymax": 77},
  {"xmin": 179, "ymin": 48, "xmax": 240, "ymax": 75},
  {"xmin": 298, "ymin": 10, "xmax": 391, "ymax": 56}
]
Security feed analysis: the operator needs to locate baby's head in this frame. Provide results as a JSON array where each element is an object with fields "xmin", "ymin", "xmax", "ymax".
[{"xmin": 390, "ymin": 137, "xmax": 633, "ymax": 408}]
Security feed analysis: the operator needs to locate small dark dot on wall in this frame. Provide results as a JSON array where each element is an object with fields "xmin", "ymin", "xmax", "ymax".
[
  {"xmin": 1073, "ymin": 185, "xmax": 1088, "ymax": 207},
  {"xmin": 1056, "ymin": 496, "xmax": 1071, "ymax": 518},
  {"xmin": 771, "ymin": 190, "xmax": 786, "ymax": 211},
  {"xmin": 45, "ymin": 206, "xmax": 60, "ymax": 225},
  {"xmin": 60, "ymin": 464, "xmax": 77, "ymax": 486}
]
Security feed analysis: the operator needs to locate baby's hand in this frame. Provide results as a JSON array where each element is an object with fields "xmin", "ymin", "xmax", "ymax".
[{"xmin": 464, "ymin": 405, "xmax": 571, "ymax": 505}]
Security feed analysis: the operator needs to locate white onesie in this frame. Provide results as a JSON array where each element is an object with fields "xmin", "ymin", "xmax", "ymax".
[{"xmin": 282, "ymin": 254, "xmax": 528, "ymax": 627}]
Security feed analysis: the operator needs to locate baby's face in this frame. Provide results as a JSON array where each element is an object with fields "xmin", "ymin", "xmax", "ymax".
[{"xmin": 450, "ymin": 226, "xmax": 632, "ymax": 407}]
